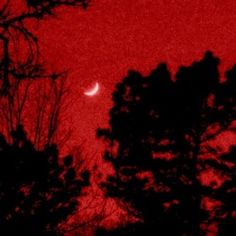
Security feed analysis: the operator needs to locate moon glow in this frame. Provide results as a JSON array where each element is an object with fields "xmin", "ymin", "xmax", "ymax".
[{"xmin": 84, "ymin": 82, "xmax": 99, "ymax": 96}]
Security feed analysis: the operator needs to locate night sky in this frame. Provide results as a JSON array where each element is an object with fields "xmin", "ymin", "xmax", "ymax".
[
  {"xmin": 35, "ymin": 0, "xmax": 236, "ymax": 156},
  {"xmin": 32, "ymin": 0, "xmax": 236, "ymax": 230}
]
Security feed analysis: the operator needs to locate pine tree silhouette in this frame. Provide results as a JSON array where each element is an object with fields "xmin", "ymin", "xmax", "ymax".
[{"xmin": 97, "ymin": 52, "xmax": 236, "ymax": 236}]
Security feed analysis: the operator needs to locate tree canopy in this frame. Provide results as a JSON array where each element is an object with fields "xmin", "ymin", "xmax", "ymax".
[
  {"xmin": 0, "ymin": 1, "xmax": 91, "ymax": 235},
  {"xmin": 97, "ymin": 52, "xmax": 236, "ymax": 236},
  {"xmin": 0, "ymin": 0, "xmax": 89, "ymax": 94},
  {"xmin": 0, "ymin": 124, "xmax": 89, "ymax": 235}
]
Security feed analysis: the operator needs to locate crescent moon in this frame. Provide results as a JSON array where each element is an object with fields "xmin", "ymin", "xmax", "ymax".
[{"xmin": 84, "ymin": 82, "xmax": 99, "ymax": 96}]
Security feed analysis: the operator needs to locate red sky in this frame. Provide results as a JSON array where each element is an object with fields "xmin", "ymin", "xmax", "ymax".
[
  {"xmin": 34, "ymin": 0, "xmax": 236, "ymax": 158},
  {"xmin": 25, "ymin": 0, "xmax": 236, "ymax": 233}
]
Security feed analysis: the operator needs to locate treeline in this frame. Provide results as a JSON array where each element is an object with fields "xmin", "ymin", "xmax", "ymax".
[
  {"xmin": 1, "ymin": 1, "xmax": 236, "ymax": 236},
  {"xmin": 0, "ymin": 1, "xmax": 91, "ymax": 235},
  {"xmin": 97, "ymin": 52, "xmax": 236, "ymax": 236}
]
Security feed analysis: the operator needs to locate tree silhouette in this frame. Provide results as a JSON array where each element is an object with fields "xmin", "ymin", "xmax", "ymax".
[
  {"xmin": 0, "ymin": 0, "xmax": 88, "ymax": 94},
  {"xmin": 213, "ymin": 146, "xmax": 236, "ymax": 236},
  {"xmin": 97, "ymin": 52, "xmax": 236, "ymax": 236},
  {"xmin": 0, "ymin": 125, "xmax": 89, "ymax": 235},
  {"xmin": 0, "ymin": 1, "xmax": 91, "ymax": 235},
  {"xmin": 208, "ymin": 144, "xmax": 236, "ymax": 236},
  {"xmin": 0, "ymin": 0, "xmax": 89, "ymax": 143}
]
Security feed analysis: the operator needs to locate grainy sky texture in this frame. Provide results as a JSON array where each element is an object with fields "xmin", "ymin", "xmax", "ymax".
[
  {"xmin": 28, "ymin": 0, "xmax": 236, "ymax": 232},
  {"xmin": 35, "ymin": 0, "xmax": 236, "ymax": 157}
]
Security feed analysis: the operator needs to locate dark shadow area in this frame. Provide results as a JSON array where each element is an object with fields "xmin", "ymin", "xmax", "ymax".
[
  {"xmin": 97, "ymin": 51, "xmax": 236, "ymax": 236},
  {"xmin": 0, "ymin": 1, "xmax": 91, "ymax": 235},
  {"xmin": 0, "ymin": 124, "xmax": 89, "ymax": 235}
]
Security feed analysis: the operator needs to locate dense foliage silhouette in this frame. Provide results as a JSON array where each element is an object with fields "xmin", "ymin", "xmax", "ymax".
[
  {"xmin": 0, "ymin": 124, "xmax": 89, "ymax": 235},
  {"xmin": 97, "ymin": 52, "xmax": 236, "ymax": 236}
]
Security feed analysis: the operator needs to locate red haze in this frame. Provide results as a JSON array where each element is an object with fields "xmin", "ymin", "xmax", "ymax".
[
  {"xmin": 34, "ymin": 0, "xmax": 236, "ymax": 155},
  {"xmin": 23, "ymin": 0, "xmax": 236, "ymax": 233}
]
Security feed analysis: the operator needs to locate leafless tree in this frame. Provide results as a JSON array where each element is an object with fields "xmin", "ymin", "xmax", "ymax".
[
  {"xmin": 0, "ymin": 72, "xmax": 73, "ymax": 149},
  {"xmin": 0, "ymin": 0, "xmax": 88, "ymax": 93},
  {"xmin": 0, "ymin": 0, "xmax": 89, "ymax": 146},
  {"xmin": 0, "ymin": 2, "xmax": 111, "ymax": 235}
]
